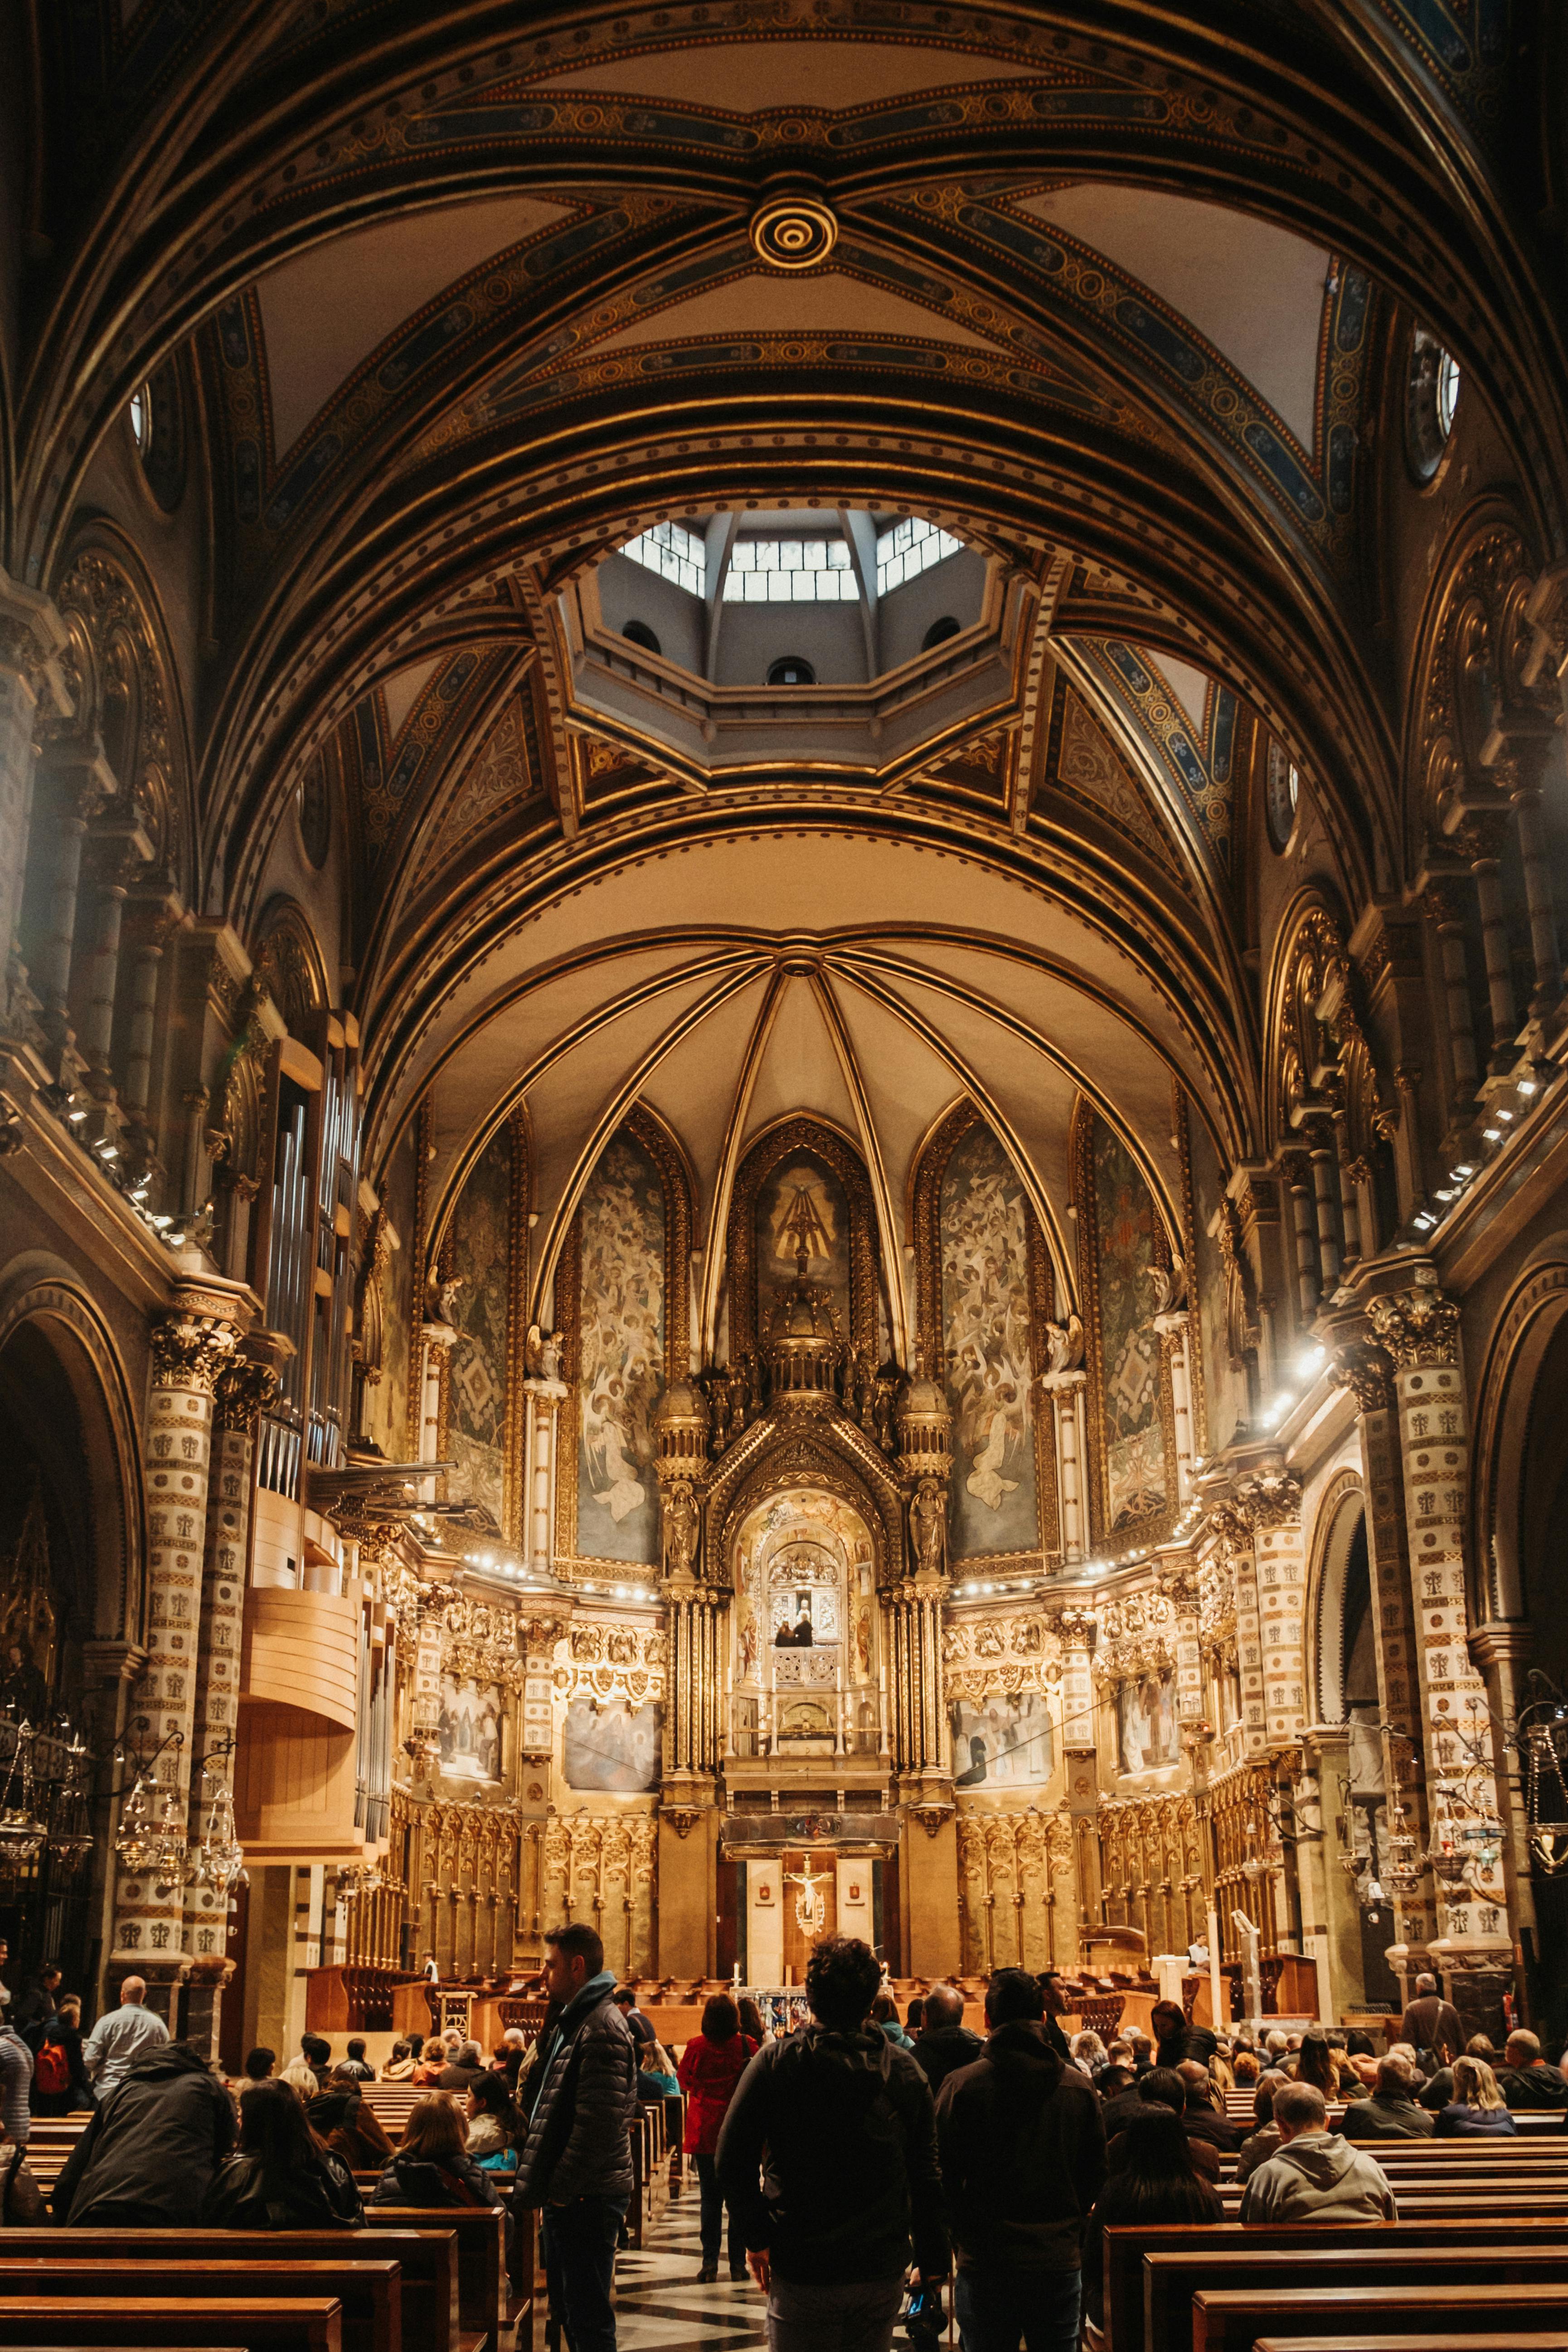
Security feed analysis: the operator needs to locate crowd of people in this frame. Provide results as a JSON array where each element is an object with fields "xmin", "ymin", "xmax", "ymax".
[{"xmin": 0, "ymin": 1940, "xmax": 1558, "ymax": 2352}]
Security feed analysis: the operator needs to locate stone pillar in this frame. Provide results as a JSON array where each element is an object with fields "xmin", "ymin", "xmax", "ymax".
[
  {"xmin": 1367, "ymin": 1275, "xmax": 1512, "ymax": 1978},
  {"xmin": 1214, "ymin": 1503, "xmax": 1270, "ymax": 1758},
  {"xmin": 1042, "ymin": 1371, "xmax": 1087, "ymax": 1563},
  {"xmin": 1507, "ymin": 779, "xmax": 1563, "ymax": 1022},
  {"xmin": 1302, "ymin": 1723, "xmax": 1366, "ymax": 2014},
  {"xmin": 1307, "ymin": 1132, "xmax": 1342, "ymax": 1294},
  {"xmin": 1058, "ymin": 1608, "xmax": 1099, "ymax": 1959},
  {"xmin": 1468, "ymin": 1624, "xmax": 1540, "ymax": 1991},
  {"xmin": 0, "ymin": 571, "xmax": 72, "ymax": 1035},
  {"xmin": 181, "ymin": 1351, "xmax": 277, "ymax": 2054},
  {"xmin": 110, "ymin": 1288, "xmax": 247, "ymax": 2017},
  {"xmin": 1423, "ymin": 882, "xmax": 1481, "ymax": 1142},
  {"xmin": 1328, "ymin": 1337, "xmax": 1434, "ymax": 1959},
  {"xmin": 1284, "ymin": 1157, "xmax": 1320, "ymax": 1318},
  {"xmin": 1245, "ymin": 1471, "xmax": 1308, "ymax": 1748},
  {"xmin": 522, "ymin": 1375, "xmax": 567, "ymax": 1569},
  {"xmin": 1464, "ymin": 824, "xmax": 1519, "ymax": 1077},
  {"xmin": 1165, "ymin": 1567, "xmax": 1205, "ymax": 1733},
  {"xmin": 1155, "ymin": 1313, "xmax": 1195, "ymax": 1502},
  {"xmin": 417, "ymin": 1321, "xmax": 456, "ymax": 1501}
]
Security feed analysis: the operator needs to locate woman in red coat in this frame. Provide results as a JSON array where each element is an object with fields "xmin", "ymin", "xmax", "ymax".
[{"xmin": 677, "ymin": 1993, "xmax": 758, "ymax": 2282}]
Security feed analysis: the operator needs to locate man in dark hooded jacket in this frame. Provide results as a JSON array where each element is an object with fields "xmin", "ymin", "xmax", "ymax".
[
  {"xmin": 935, "ymin": 1966, "xmax": 1106, "ymax": 2352},
  {"xmin": 912, "ymin": 1981, "xmax": 983, "ymax": 2098},
  {"xmin": 52, "ymin": 2039, "xmax": 233, "ymax": 2226},
  {"xmin": 718, "ymin": 1934, "xmax": 948, "ymax": 2352},
  {"xmin": 515, "ymin": 1920, "xmax": 636, "ymax": 2352}
]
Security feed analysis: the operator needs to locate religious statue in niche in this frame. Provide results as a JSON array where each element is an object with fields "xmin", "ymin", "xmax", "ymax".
[
  {"xmin": 563, "ymin": 1697, "xmax": 661, "ymax": 1793},
  {"xmin": 1117, "ymin": 1670, "xmax": 1179, "ymax": 1773},
  {"xmin": 911, "ymin": 1476, "xmax": 947, "ymax": 1579},
  {"xmin": 0, "ymin": 1482, "xmax": 59, "ymax": 1722},
  {"xmin": 951, "ymin": 1689, "xmax": 1054, "ymax": 1788},
  {"xmin": 437, "ymin": 1674, "xmax": 503, "ymax": 1782}
]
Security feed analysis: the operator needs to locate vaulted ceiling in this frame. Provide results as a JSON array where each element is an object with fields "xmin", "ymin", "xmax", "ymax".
[{"xmin": 13, "ymin": 0, "xmax": 1563, "ymax": 1322}]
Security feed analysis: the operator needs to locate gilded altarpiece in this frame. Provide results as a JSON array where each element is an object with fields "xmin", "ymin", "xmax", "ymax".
[{"xmin": 946, "ymin": 1609, "xmax": 1073, "ymax": 1972}]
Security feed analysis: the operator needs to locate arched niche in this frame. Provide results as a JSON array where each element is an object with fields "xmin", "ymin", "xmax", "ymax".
[
  {"xmin": 731, "ymin": 1485, "xmax": 880, "ymax": 1759},
  {"xmin": 0, "ymin": 1257, "xmax": 146, "ymax": 1983}
]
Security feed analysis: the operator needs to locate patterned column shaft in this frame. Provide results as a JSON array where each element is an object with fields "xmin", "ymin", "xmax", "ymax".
[
  {"xmin": 112, "ymin": 1299, "xmax": 243, "ymax": 2002},
  {"xmin": 1250, "ymin": 1481, "xmax": 1307, "ymax": 1747},
  {"xmin": 1334, "ymin": 1341, "xmax": 1433, "ymax": 1949},
  {"xmin": 1369, "ymin": 1279, "xmax": 1509, "ymax": 1941},
  {"xmin": 182, "ymin": 1359, "xmax": 275, "ymax": 1965},
  {"xmin": 1219, "ymin": 1514, "xmax": 1269, "ymax": 1756}
]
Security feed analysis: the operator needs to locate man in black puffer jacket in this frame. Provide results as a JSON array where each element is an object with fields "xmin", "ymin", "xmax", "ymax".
[
  {"xmin": 936, "ymin": 1967, "xmax": 1107, "ymax": 2352},
  {"xmin": 718, "ymin": 1935, "xmax": 948, "ymax": 2352},
  {"xmin": 515, "ymin": 1921, "xmax": 636, "ymax": 2352},
  {"xmin": 52, "ymin": 2038, "xmax": 234, "ymax": 2226}
]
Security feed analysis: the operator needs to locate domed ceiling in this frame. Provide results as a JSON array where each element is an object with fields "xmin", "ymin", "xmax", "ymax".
[{"xmin": 24, "ymin": 0, "xmax": 1558, "ymax": 1307}]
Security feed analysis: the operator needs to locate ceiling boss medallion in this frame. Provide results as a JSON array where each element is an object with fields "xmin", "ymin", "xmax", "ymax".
[{"xmin": 751, "ymin": 192, "xmax": 838, "ymax": 270}]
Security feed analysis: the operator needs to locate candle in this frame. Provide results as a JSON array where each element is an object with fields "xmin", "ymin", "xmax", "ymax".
[{"xmin": 1207, "ymin": 1905, "xmax": 1224, "ymax": 2032}]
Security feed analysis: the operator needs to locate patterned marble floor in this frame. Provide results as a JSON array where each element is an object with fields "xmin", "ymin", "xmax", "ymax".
[{"xmin": 612, "ymin": 2189, "xmax": 771, "ymax": 2352}]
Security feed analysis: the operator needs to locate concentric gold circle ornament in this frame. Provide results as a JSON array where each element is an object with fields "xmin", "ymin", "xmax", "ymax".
[{"xmin": 750, "ymin": 193, "xmax": 838, "ymax": 271}]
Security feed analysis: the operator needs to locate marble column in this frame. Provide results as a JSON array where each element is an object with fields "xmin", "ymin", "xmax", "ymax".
[
  {"xmin": 417, "ymin": 1320, "xmax": 456, "ymax": 1501},
  {"xmin": 523, "ymin": 1374, "xmax": 568, "ymax": 1572},
  {"xmin": 1155, "ymin": 1313, "xmax": 1195, "ymax": 1502},
  {"xmin": 110, "ymin": 1288, "xmax": 246, "ymax": 2017}
]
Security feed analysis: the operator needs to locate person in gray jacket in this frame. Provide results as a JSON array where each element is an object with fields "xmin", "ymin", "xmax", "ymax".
[
  {"xmin": 515, "ymin": 1921, "xmax": 636, "ymax": 2352},
  {"xmin": 1239, "ymin": 2082, "xmax": 1398, "ymax": 2224}
]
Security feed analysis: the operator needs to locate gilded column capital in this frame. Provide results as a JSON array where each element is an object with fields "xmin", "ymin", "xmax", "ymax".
[
  {"xmin": 213, "ymin": 1353, "xmax": 281, "ymax": 1434},
  {"xmin": 150, "ymin": 1306, "xmax": 243, "ymax": 1393},
  {"xmin": 1237, "ymin": 1468, "xmax": 1303, "ymax": 1529},
  {"xmin": 1053, "ymin": 1606, "xmax": 1097, "ymax": 1650},
  {"xmin": 1367, "ymin": 1276, "xmax": 1461, "ymax": 1369},
  {"xmin": 1331, "ymin": 1338, "xmax": 1395, "ymax": 1413}
]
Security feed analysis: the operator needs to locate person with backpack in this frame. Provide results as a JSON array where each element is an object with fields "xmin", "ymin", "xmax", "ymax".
[
  {"xmin": 371, "ymin": 2092, "xmax": 507, "ymax": 2221},
  {"xmin": 935, "ymin": 1964, "xmax": 1107, "ymax": 2352},
  {"xmin": 677, "ymin": 1992, "xmax": 758, "ymax": 2282},
  {"xmin": 29, "ymin": 1998, "xmax": 88, "ymax": 2116},
  {"xmin": 202, "ymin": 2078, "xmax": 361, "ymax": 2227},
  {"xmin": 717, "ymin": 1934, "xmax": 948, "ymax": 2352},
  {"xmin": 514, "ymin": 1921, "xmax": 636, "ymax": 2352}
]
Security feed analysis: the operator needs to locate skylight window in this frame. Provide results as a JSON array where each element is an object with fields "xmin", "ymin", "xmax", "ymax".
[
  {"xmin": 724, "ymin": 538, "xmax": 856, "ymax": 602},
  {"xmin": 621, "ymin": 521, "xmax": 705, "ymax": 597},
  {"xmin": 876, "ymin": 516, "xmax": 962, "ymax": 597}
]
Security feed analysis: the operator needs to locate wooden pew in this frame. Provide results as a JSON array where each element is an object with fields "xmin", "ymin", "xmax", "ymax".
[
  {"xmin": 0, "ymin": 2261, "xmax": 396, "ymax": 2352},
  {"xmin": 0, "ymin": 2233, "xmax": 458, "ymax": 2352},
  {"xmin": 1107, "ymin": 2221, "xmax": 1568, "ymax": 2352},
  {"xmin": 1256, "ymin": 2338, "xmax": 1568, "ymax": 2351},
  {"xmin": 1146, "ymin": 2244, "xmax": 1568, "ymax": 2352},
  {"xmin": 1194, "ymin": 2284, "xmax": 1568, "ymax": 2352},
  {"xmin": 0, "ymin": 2299, "xmax": 341, "ymax": 2352},
  {"xmin": 362, "ymin": 2207, "xmax": 505, "ymax": 2352}
]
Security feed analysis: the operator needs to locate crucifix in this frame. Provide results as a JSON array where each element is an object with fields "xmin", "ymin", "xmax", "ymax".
[{"xmin": 785, "ymin": 1857, "xmax": 833, "ymax": 1936}]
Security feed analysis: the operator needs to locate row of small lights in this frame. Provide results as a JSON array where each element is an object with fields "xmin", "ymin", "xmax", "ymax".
[
  {"xmin": 55, "ymin": 1092, "xmax": 194, "ymax": 1249},
  {"xmin": 1415, "ymin": 1073, "xmax": 1542, "ymax": 1234},
  {"xmin": 456, "ymin": 1545, "xmax": 651, "ymax": 1604}
]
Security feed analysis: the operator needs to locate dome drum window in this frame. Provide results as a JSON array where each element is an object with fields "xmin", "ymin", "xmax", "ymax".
[
  {"xmin": 1266, "ymin": 740, "xmax": 1301, "ymax": 853},
  {"xmin": 1407, "ymin": 325, "xmax": 1461, "ymax": 482},
  {"xmin": 623, "ymin": 521, "xmax": 706, "ymax": 597}
]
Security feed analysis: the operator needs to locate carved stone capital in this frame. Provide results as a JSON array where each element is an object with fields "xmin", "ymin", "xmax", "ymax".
[
  {"xmin": 1238, "ymin": 1468, "xmax": 1303, "ymax": 1530},
  {"xmin": 150, "ymin": 1308, "xmax": 243, "ymax": 1395},
  {"xmin": 214, "ymin": 1353, "xmax": 282, "ymax": 1434},
  {"xmin": 1331, "ymin": 1339, "xmax": 1396, "ymax": 1413},
  {"xmin": 0, "ymin": 570, "xmax": 73, "ymax": 719},
  {"xmin": 661, "ymin": 1806, "xmax": 704, "ymax": 1841},
  {"xmin": 1052, "ymin": 1607, "xmax": 1097, "ymax": 1650},
  {"xmin": 1367, "ymin": 1278, "xmax": 1461, "ymax": 1370}
]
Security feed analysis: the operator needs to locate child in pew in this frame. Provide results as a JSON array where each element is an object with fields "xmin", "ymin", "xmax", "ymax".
[
  {"xmin": 201, "ymin": 2076, "xmax": 362, "ymax": 2228},
  {"xmin": 463, "ymin": 2072, "xmax": 520, "ymax": 2177},
  {"xmin": 1433, "ymin": 2054, "xmax": 1520, "ymax": 2137}
]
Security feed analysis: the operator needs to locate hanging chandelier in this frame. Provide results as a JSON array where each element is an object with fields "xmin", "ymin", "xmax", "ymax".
[
  {"xmin": 113, "ymin": 1729, "xmax": 189, "ymax": 1881},
  {"xmin": 188, "ymin": 1762, "xmax": 247, "ymax": 1900},
  {"xmin": 0, "ymin": 1720, "xmax": 49, "ymax": 1869}
]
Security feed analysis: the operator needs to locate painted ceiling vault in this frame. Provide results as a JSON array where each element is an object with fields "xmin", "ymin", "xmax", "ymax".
[{"xmin": 14, "ymin": 0, "xmax": 1563, "ymax": 1348}]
